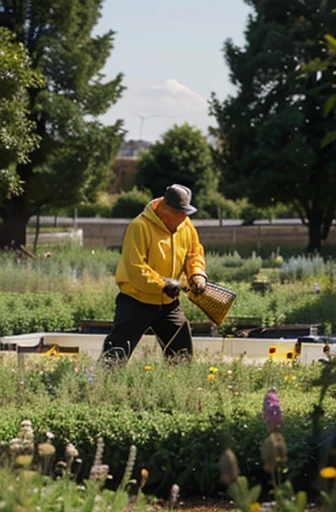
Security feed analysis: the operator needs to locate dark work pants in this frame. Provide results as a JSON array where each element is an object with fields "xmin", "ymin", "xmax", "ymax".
[{"xmin": 102, "ymin": 293, "xmax": 193, "ymax": 361}]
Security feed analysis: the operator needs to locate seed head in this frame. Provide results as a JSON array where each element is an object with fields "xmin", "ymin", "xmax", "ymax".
[
  {"xmin": 261, "ymin": 432, "xmax": 287, "ymax": 473},
  {"xmin": 219, "ymin": 448, "xmax": 240, "ymax": 485}
]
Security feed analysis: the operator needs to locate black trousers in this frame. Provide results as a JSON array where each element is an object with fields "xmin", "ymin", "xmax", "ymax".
[{"xmin": 102, "ymin": 293, "xmax": 193, "ymax": 360}]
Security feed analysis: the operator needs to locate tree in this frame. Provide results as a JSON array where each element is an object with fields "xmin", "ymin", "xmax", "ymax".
[
  {"xmin": 0, "ymin": 0, "xmax": 125, "ymax": 248},
  {"xmin": 0, "ymin": 27, "xmax": 42, "ymax": 202},
  {"xmin": 210, "ymin": 0, "xmax": 336, "ymax": 252},
  {"xmin": 135, "ymin": 123, "xmax": 218, "ymax": 208}
]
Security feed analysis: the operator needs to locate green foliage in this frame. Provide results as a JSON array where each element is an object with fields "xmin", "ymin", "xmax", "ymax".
[
  {"xmin": 303, "ymin": 32, "xmax": 336, "ymax": 150},
  {"xmin": 0, "ymin": 0, "xmax": 125, "ymax": 248},
  {"xmin": 204, "ymin": 252, "xmax": 262, "ymax": 282},
  {"xmin": 135, "ymin": 123, "xmax": 219, "ymax": 207},
  {"xmin": 227, "ymin": 476, "xmax": 261, "ymax": 512},
  {"xmin": 211, "ymin": 0, "xmax": 336, "ymax": 252},
  {"xmin": 0, "ymin": 292, "xmax": 74, "ymax": 335},
  {"xmin": 0, "ymin": 357, "xmax": 334, "ymax": 499},
  {"xmin": 0, "ymin": 28, "xmax": 42, "ymax": 200},
  {"xmin": 110, "ymin": 187, "xmax": 153, "ymax": 218},
  {"xmin": 196, "ymin": 190, "xmax": 241, "ymax": 220},
  {"xmin": 1, "ymin": 248, "xmax": 336, "ymax": 333}
]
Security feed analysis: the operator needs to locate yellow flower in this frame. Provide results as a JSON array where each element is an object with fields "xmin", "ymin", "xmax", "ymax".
[
  {"xmin": 320, "ymin": 466, "xmax": 336, "ymax": 479},
  {"xmin": 140, "ymin": 468, "xmax": 149, "ymax": 488},
  {"xmin": 144, "ymin": 365, "xmax": 152, "ymax": 372},
  {"xmin": 209, "ymin": 366, "xmax": 218, "ymax": 373},
  {"xmin": 250, "ymin": 503, "xmax": 261, "ymax": 512},
  {"xmin": 207, "ymin": 374, "xmax": 215, "ymax": 381}
]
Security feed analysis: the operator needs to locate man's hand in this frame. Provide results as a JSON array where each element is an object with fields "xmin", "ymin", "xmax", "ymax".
[
  {"xmin": 162, "ymin": 278, "xmax": 181, "ymax": 298},
  {"xmin": 189, "ymin": 275, "xmax": 207, "ymax": 295}
]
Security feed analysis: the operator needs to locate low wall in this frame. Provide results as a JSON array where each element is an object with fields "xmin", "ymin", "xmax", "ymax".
[
  {"xmin": 77, "ymin": 221, "xmax": 336, "ymax": 249},
  {"xmin": 0, "ymin": 332, "xmax": 326, "ymax": 365},
  {"xmin": 31, "ymin": 217, "xmax": 336, "ymax": 250}
]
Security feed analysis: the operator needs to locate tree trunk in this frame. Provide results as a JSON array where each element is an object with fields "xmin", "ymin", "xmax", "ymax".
[
  {"xmin": 307, "ymin": 216, "xmax": 322, "ymax": 253},
  {"xmin": 33, "ymin": 207, "xmax": 41, "ymax": 254},
  {"xmin": 0, "ymin": 194, "xmax": 29, "ymax": 249},
  {"xmin": 321, "ymin": 207, "xmax": 335, "ymax": 241}
]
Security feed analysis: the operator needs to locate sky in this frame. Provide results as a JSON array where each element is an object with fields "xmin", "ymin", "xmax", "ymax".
[{"xmin": 96, "ymin": 0, "xmax": 252, "ymax": 143}]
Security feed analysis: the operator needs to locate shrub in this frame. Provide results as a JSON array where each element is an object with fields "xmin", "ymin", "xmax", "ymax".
[
  {"xmin": 197, "ymin": 191, "xmax": 241, "ymax": 220},
  {"xmin": 0, "ymin": 293, "xmax": 75, "ymax": 335},
  {"xmin": 110, "ymin": 188, "xmax": 152, "ymax": 218}
]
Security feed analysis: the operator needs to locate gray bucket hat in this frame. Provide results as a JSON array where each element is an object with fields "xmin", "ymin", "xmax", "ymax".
[{"xmin": 163, "ymin": 184, "xmax": 197, "ymax": 215}]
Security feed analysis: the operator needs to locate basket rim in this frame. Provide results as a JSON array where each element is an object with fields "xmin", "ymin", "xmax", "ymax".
[{"xmin": 205, "ymin": 282, "xmax": 237, "ymax": 297}]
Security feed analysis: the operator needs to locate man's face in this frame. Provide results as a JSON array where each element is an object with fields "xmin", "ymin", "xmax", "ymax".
[{"xmin": 165, "ymin": 204, "xmax": 188, "ymax": 224}]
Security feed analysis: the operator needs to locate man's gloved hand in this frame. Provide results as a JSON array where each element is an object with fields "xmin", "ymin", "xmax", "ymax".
[
  {"xmin": 162, "ymin": 278, "xmax": 181, "ymax": 298},
  {"xmin": 189, "ymin": 275, "xmax": 207, "ymax": 295}
]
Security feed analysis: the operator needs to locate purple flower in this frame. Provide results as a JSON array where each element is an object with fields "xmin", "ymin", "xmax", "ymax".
[{"xmin": 263, "ymin": 388, "xmax": 282, "ymax": 432}]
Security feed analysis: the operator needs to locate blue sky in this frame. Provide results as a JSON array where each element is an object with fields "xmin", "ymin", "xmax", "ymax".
[{"xmin": 96, "ymin": 0, "xmax": 252, "ymax": 142}]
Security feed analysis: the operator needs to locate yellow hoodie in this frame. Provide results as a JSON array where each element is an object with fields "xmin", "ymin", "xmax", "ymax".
[{"xmin": 115, "ymin": 198, "xmax": 207, "ymax": 305}]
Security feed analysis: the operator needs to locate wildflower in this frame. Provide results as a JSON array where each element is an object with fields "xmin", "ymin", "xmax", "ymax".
[
  {"xmin": 64, "ymin": 442, "xmax": 79, "ymax": 472},
  {"xmin": 320, "ymin": 466, "xmax": 336, "ymax": 479},
  {"xmin": 140, "ymin": 468, "xmax": 149, "ymax": 489},
  {"xmin": 263, "ymin": 388, "xmax": 281, "ymax": 432},
  {"xmin": 121, "ymin": 445, "xmax": 137, "ymax": 490},
  {"xmin": 38, "ymin": 443, "xmax": 56, "ymax": 457},
  {"xmin": 219, "ymin": 448, "xmax": 240, "ymax": 485},
  {"xmin": 144, "ymin": 365, "xmax": 152, "ymax": 371},
  {"xmin": 209, "ymin": 366, "xmax": 218, "ymax": 373},
  {"xmin": 250, "ymin": 503, "xmax": 260, "ymax": 512},
  {"xmin": 90, "ymin": 464, "xmax": 110, "ymax": 482},
  {"xmin": 65, "ymin": 443, "xmax": 79, "ymax": 459},
  {"xmin": 207, "ymin": 374, "xmax": 215, "ymax": 381},
  {"xmin": 92, "ymin": 437, "xmax": 104, "ymax": 467},
  {"xmin": 168, "ymin": 484, "xmax": 180, "ymax": 509},
  {"xmin": 15, "ymin": 454, "xmax": 33, "ymax": 468},
  {"xmin": 227, "ymin": 370, "xmax": 233, "ymax": 377}
]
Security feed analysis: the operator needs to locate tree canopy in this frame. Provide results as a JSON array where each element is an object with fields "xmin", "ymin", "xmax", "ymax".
[
  {"xmin": 0, "ymin": 27, "xmax": 42, "ymax": 202},
  {"xmin": 0, "ymin": 0, "xmax": 125, "ymax": 248},
  {"xmin": 210, "ymin": 0, "xmax": 336, "ymax": 251},
  {"xmin": 135, "ymin": 123, "xmax": 219, "ymax": 209}
]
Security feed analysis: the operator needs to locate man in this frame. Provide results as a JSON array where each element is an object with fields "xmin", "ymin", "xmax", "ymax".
[{"xmin": 101, "ymin": 183, "xmax": 207, "ymax": 362}]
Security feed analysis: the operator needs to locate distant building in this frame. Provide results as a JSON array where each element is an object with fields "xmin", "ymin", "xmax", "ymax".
[{"xmin": 117, "ymin": 139, "xmax": 152, "ymax": 159}]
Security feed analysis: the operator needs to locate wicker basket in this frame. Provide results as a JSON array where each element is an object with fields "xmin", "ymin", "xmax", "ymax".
[{"xmin": 187, "ymin": 282, "xmax": 236, "ymax": 327}]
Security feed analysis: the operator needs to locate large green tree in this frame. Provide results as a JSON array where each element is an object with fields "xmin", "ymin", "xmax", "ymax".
[
  {"xmin": 0, "ymin": 27, "xmax": 42, "ymax": 203},
  {"xmin": 0, "ymin": 0, "xmax": 124, "ymax": 248},
  {"xmin": 211, "ymin": 0, "xmax": 336, "ymax": 251},
  {"xmin": 135, "ymin": 123, "xmax": 219, "ymax": 208}
]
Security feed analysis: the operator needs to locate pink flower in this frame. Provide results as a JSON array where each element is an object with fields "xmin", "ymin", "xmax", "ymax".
[{"xmin": 263, "ymin": 388, "xmax": 281, "ymax": 432}]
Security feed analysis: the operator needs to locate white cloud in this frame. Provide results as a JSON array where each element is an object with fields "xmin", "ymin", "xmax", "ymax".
[
  {"xmin": 101, "ymin": 78, "xmax": 212, "ymax": 141},
  {"xmin": 150, "ymin": 79, "xmax": 208, "ymax": 112}
]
